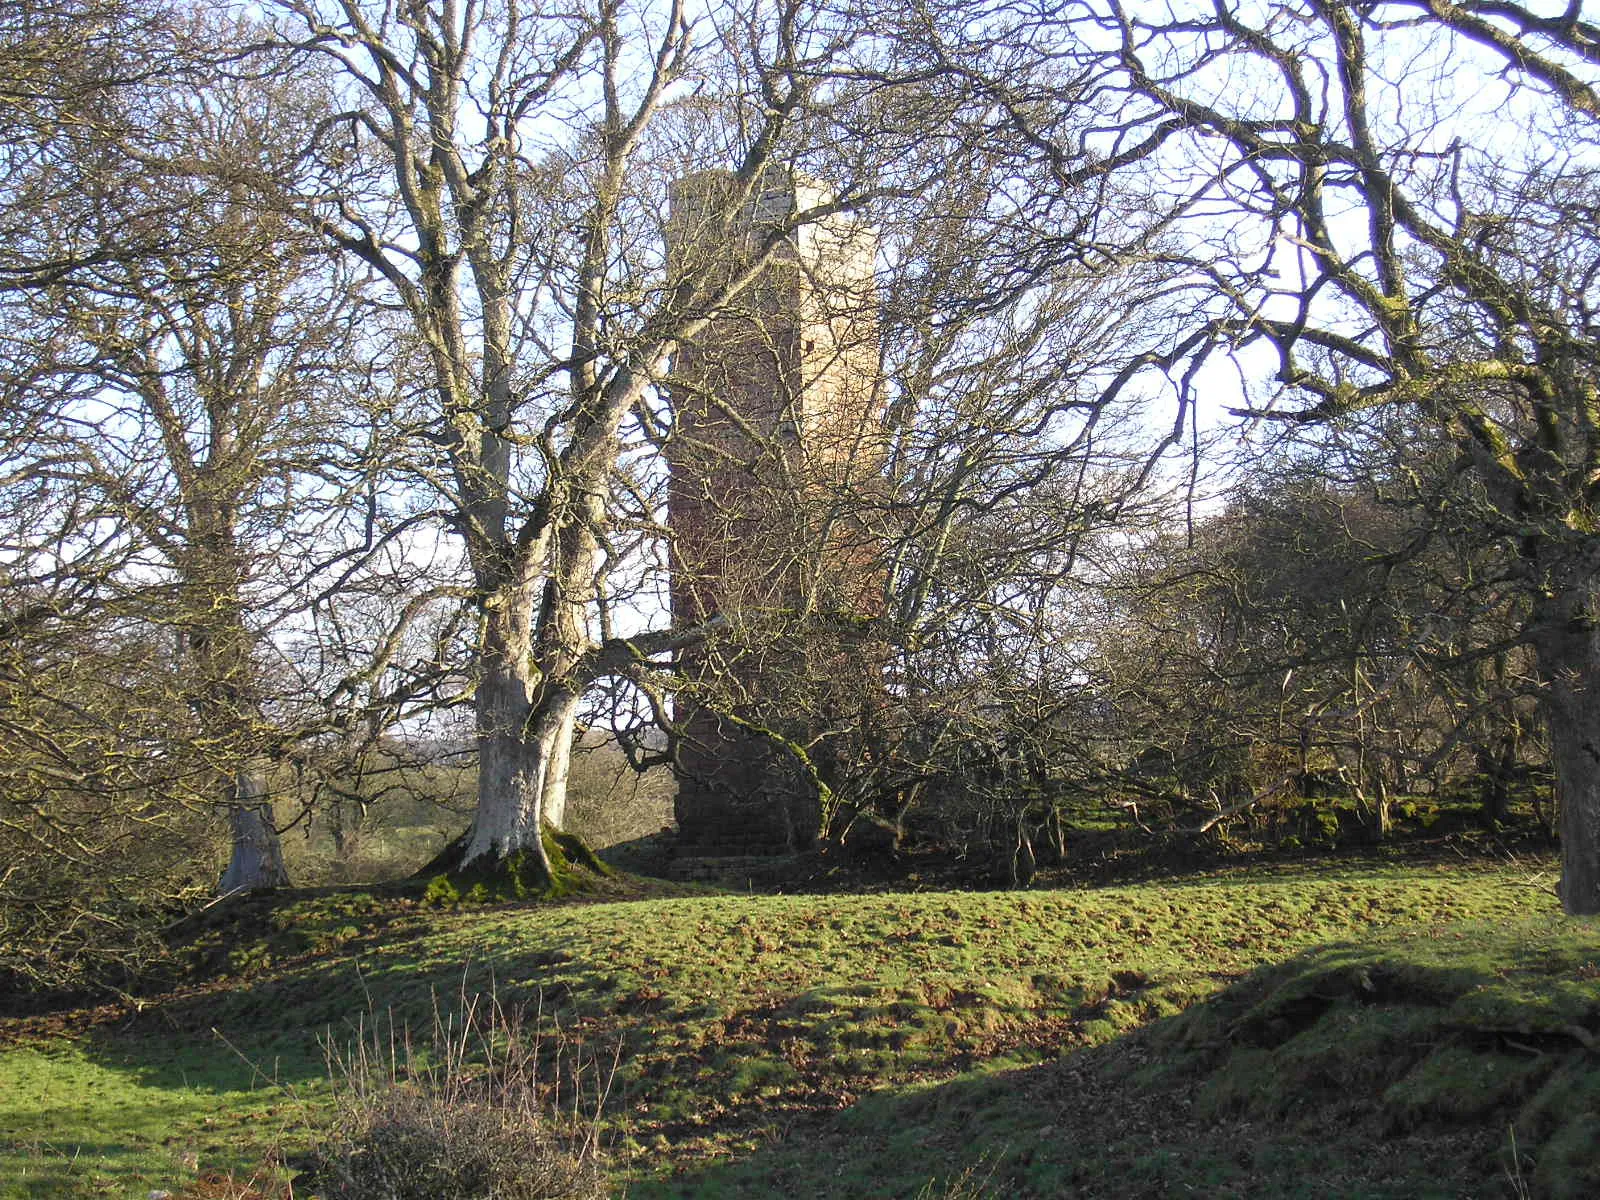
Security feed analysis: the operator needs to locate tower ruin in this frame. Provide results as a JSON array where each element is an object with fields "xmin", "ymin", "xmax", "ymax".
[{"xmin": 665, "ymin": 170, "xmax": 882, "ymax": 853}]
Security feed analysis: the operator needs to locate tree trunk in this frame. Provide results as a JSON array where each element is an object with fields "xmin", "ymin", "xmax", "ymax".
[
  {"xmin": 540, "ymin": 702, "xmax": 578, "ymax": 833},
  {"xmin": 456, "ymin": 655, "xmax": 558, "ymax": 883},
  {"xmin": 185, "ymin": 556, "xmax": 292, "ymax": 895},
  {"xmin": 1532, "ymin": 591, "xmax": 1600, "ymax": 916},
  {"xmin": 439, "ymin": 557, "xmax": 601, "ymax": 892},
  {"xmin": 219, "ymin": 764, "xmax": 289, "ymax": 893},
  {"xmin": 1368, "ymin": 765, "xmax": 1390, "ymax": 843},
  {"xmin": 442, "ymin": 465, "xmax": 600, "ymax": 885},
  {"xmin": 1544, "ymin": 695, "xmax": 1600, "ymax": 915},
  {"xmin": 1010, "ymin": 810, "xmax": 1036, "ymax": 887},
  {"xmin": 1479, "ymin": 743, "xmax": 1511, "ymax": 829},
  {"xmin": 328, "ymin": 797, "xmax": 348, "ymax": 859}
]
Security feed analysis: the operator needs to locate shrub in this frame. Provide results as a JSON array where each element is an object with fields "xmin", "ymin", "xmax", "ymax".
[
  {"xmin": 304, "ymin": 990, "xmax": 612, "ymax": 1200},
  {"xmin": 561, "ymin": 735, "xmax": 675, "ymax": 850}
]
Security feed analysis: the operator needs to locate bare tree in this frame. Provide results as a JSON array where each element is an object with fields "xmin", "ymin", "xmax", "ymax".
[
  {"xmin": 0, "ymin": 0, "xmax": 184, "ymax": 292},
  {"xmin": 1089, "ymin": 437, "xmax": 1542, "ymax": 845},
  {"xmin": 0, "ymin": 589, "xmax": 216, "ymax": 994},
  {"xmin": 0, "ymin": 24, "xmax": 393, "ymax": 891},
  {"xmin": 260, "ymin": 0, "xmax": 960, "ymax": 886},
  {"xmin": 990, "ymin": 1, "xmax": 1600, "ymax": 912}
]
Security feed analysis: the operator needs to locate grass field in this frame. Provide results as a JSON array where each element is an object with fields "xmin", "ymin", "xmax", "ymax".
[{"xmin": 1, "ymin": 850, "xmax": 1593, "ymax": 1198}]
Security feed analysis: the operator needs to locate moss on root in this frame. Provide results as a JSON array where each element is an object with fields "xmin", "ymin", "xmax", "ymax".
[{"xmin": 421, "ymin": 825, "xmax": 612, "ymax": 906}]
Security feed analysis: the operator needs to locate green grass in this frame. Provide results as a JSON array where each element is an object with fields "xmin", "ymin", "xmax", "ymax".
[
  {"xmin": 638, "ymin": 913, "xmax": 1600, "ymax": 1199},
  {"xmin": 0, "ymin": 1036, "xmax": 314, "ymax": 1198},
  {"xmin": 0, "ymin": 854, "xmax": 1585, "ymax": 1198}
]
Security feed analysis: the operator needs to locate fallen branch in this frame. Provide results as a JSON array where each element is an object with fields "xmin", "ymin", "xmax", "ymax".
[{"xmin": 1184, "ymin": 775, "xmax": 1299, "ymax": 835}]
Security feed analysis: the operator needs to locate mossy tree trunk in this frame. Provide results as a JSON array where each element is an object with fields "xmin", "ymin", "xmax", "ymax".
[
  {"xmin": 185, "ymin": 511, "xmax": 290, "ymax": 895},
  {"xmin": 451, "ymin": 614, "xmax": 563, "ymax": 885},
  {"xmin": 435, "ymin": 484, "xmax": 603, "ymax": 888},
  {"xmin": 219, "ymin": 764, "xmax": 289, "ymax": 894},
  {"xmin": 1532, "ymin": 578, "xmax": 1600, "ymax": 915}
]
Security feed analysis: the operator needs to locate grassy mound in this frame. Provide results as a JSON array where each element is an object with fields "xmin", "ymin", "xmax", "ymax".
[
  {"xmin": 663, "ymin": 916, "xmax": 1599, "ymax": 1198},
  {"xmin": 1147, "ymin": 920, "xmax": 1600, "ymax": 1197},
  {"xmin": 0, "ymin": 856, "xmax": 1579, "ymax": 1198}
]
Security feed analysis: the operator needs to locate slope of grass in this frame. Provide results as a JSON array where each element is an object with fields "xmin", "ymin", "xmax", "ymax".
[
  {"xmin": 0, "ymin": 1038, "xmax": 304, "ymax": 1199},
  {"xmin": 660, "ymin": 915, "xmax": 1600, "ymax": 1198},
  {"xmin": 1159, "ymin": 920, "xmax": 1600, "ymax": 1197},
  {"xmin": 0, "ymin": 855, "xmax": 1574, "ymax": 1198}
]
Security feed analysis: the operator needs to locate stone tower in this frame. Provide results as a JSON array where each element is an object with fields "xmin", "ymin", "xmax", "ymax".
[{"xmin": 665, "ymin": 170, "xmax": 882, "ymax": 853}]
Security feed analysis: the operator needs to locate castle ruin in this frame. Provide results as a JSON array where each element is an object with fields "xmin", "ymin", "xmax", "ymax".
[{"xmin": 665, "ymin": 170, "xmax": 882, "ymax": 854}]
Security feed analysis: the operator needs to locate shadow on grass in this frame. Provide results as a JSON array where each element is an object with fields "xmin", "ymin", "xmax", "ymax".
[
  {"xmin": 633, "ymin": 924, "xmax": 1600, "ymax": 1200},
  {"xmin": 6, "ymin": 1144, "xmax": 167, "ymax": 1200},
  {"xmin": 626, "ymin": 1036, "xmax": 1490, "ymax": 1200},
  {"xmin": 0, "ymin": 1031, "xmax": 308, "ymax": 1200}
]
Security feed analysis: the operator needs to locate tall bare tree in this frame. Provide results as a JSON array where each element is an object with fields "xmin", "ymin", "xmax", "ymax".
[
  {"xmin": 263, "ymin": 0, "xmax": 955, "ymax": 885},
  {"xmin": 1, "ymin": 25, "xmax": 388, "ymax": 891}
]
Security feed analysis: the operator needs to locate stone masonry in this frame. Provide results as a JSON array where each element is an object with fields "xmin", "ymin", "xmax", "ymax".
[{"xmin": 665, "ymin": 170, "xmax": 882, "ymax": 853}]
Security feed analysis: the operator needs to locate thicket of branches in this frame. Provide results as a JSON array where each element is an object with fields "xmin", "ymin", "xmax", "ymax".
[{"xmin": 5, "ymin": 0, "xmax": 1599, "ymax": 996}]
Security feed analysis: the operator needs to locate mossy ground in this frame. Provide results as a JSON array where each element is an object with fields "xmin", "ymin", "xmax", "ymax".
[{"xmin": 0, "ymin": 852, "xmax": 1588, "ymax": 1198}]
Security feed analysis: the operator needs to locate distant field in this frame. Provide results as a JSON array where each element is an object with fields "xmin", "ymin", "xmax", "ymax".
[{"xmin": 1, "ymin": 853, "xmax": 1591, "ymax": 1198}]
